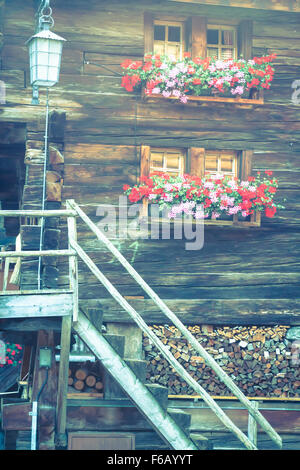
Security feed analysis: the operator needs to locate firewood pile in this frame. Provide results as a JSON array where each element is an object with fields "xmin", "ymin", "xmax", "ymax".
[
  {"xmin": 143, "ymin": 325, "xmax": 300, "ymax": 398},
  {"xmin": 67, "ymin": 362, "xmax": 104, "ymax": 396}
]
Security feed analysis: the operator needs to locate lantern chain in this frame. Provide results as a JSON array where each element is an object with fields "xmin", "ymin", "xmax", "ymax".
[{"xmin": 36, "ymin": 1, "xmax": 54, "ymax": 31}]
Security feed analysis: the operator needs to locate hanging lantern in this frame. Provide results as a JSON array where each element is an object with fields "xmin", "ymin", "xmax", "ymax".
[
  {"xmin": 27, "ymin": 29, "xmax": 66, "ymax": 87},
  {"xmin": 26, "ymin": 2, "xmax": 66, "ymax": 88}
]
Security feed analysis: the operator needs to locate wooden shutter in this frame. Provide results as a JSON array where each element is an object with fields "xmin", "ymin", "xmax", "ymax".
[
  {"xmin": 186, "ymin": 16, "xmax": 207, "ymax": 59},
  {"xmin": 238, "ymin": 20, "xmax": 253, "ymax": 60},
  {"xmin": 189, "ymin": 147, "xmax": 205, "ymax": 177},
  {"xmin": 140, "ymin": 145, "xmax": 151, "ymax": 179},
  {"xmin": 240, "ymin": 150, "xmax": 253, "ymax": 180},
  {"xmin": 144, "ymin": 12, "xmax": 154, "ymax": 55}
]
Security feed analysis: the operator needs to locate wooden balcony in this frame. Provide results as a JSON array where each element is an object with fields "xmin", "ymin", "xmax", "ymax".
[{"xmin": 0, "ymin": 207, "xmax": 78, "ymax": 321}]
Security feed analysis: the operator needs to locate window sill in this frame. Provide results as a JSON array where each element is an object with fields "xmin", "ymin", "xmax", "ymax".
[
  {"xmin": 140, "ymin": 200, "xmax": 262, "ymax": 228},
  {"xmin": 142, "ymin": 89, "xmax": 264, "ymax": 107}
]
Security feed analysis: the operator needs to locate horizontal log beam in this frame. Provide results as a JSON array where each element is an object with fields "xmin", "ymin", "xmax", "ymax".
[
  {"xmin": 0, "ymin": 293, "xmax": 73, "ymax": 319},
  {"xmin": 96, "ymin": 298, "xmax": 300, "ymax": 326}
]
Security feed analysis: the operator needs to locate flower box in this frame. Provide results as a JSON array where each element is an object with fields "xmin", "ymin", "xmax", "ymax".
[
  {"xmin": 140, "ymin": 198, "xmax": 262, "ymax": 227},
  {"xmin": 123, "ymin": 171, "xmax": 284, "ymax": 231},
  {"xmin": 141, "ymin": 88, "xmax": 264, "ymax": 107},
  {"xmin": 121, "ymin": 53, "xmax": 275, "ymax": 105}
]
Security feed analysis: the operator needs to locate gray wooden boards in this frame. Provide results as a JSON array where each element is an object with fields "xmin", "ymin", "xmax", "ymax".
[{"xmin": 0, "ymin": 291, "xmax": 73, "ymax": 319}]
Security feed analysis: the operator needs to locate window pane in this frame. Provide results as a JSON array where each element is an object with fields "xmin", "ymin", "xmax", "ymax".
[
  {"xmin": 166, "ymin": 154, "xmax": 181, "ymax": 170},
  {"xmin": 154, "ymin": 25, "xmax": 165, "ymax": 41},
  {"xmin": 221, "ymin": 155, "xmax": 234, "ymax": 172},
  {"xmin": 150, "ymin": 153, "xmax": 163, "ymax": 168},
  {"xmin": 221, "ymin": 48, "xmax": 234, "ymax": 60},
  {"xmin": 207, "ymin": 47, "xmax": 219, "ymax": 58},
  {"xmin": 222, "ymin": 30, "xmax": 234, "ymax": 46},
  {"xmin": 168, "ymin": 26, "xmax": 181, "ymax": 42},
  {"xmin": 207, "ymin": 29, "xmax": 219, "ymax": 45},
  {"xmin": 205, "ymin": 155, "xmax": 218, "ymax": 172}
]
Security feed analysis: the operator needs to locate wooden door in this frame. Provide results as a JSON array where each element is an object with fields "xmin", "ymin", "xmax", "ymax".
[{"xmin": 68, "ymin": 432, "xmax": 135, "ymax": 450}]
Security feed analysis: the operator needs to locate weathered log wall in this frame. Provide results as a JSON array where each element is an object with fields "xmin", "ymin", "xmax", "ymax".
[{"xmin": 1, "ymin": 0, "xmax": 300, "ymax": 323}]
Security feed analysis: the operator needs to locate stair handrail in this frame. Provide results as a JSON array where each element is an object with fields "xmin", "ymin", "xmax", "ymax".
[{"xmin": 66, "ymin": 199, "xmax": 282, "ymax": 450}]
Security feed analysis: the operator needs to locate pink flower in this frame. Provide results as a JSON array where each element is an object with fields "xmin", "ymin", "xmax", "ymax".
[
  {"xmin": 194, "ymin": 210, "xmax": 204, "ymax": 219},
  {"xmin": 163, "ymin": 193, "xmax": 173, "ymax": 202},
  {"xmin": 172, "ymin": 89, "xmax": 181, "ymax": 97},
  {"xmin": 231, "ymin": 86, "xmax": 244, "ymax": 95},
  {"xmin": 152, "ymin": 87, "xmax": 161, "ymax": 94},
  {"xmin": 228, "ymin": 205, "xmax": 241, "ymax": 215}
]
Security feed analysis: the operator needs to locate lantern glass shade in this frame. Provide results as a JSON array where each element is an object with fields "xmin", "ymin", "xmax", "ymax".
[{"xmin": 27, "ymin": 30, "xmax": 66, "ymax": 87}]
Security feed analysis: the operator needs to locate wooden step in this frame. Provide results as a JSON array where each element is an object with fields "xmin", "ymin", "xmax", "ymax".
[
  {"xmin": 124, "ymin": 359, "xmax": 147, "ymax": 383},
  {"xmin": 167, "ymin": 408, "xmax": 191, "ymax": 432},
  {"xmin": 102, "ymin": 334, "xmax": 127, "ymax": 399},
  {"xmin": 102, "ymin": 334, "xmax": 125, "ymax": 357},
  {"xmin": 190, "ymin": 433, "xmax": 214, "ymax": 450},
  {"xmin": 145, "ymin": 384, "xmax": 169, "ymax": 411},
  {"xmin": 104, "ymin": 358, "xmax": 148, "ymax": 399}
]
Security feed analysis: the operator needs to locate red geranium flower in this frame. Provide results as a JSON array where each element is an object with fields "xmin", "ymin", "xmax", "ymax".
[
  {"xmin": 265, "ymin": 206, "xmax": 277, "ymax": 218},
  {"xmin": 268, "ymin": 186, "xmax": 277, "ymax": 194}
]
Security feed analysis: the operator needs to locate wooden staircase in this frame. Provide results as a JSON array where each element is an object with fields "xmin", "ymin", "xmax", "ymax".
[{"xmin": 0, "ymin": 201, "xmax": 283, "ymax": 450}]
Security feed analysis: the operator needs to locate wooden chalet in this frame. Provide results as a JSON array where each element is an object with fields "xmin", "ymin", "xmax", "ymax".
[{"xmin": 0, "ymin": 0, "xmax": 300, "ymax": 451}]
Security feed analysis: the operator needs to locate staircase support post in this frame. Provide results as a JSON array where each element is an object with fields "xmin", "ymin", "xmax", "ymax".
[{"xmin": 55, "ymin": 314, "xmax": 72, "ymax": 448}]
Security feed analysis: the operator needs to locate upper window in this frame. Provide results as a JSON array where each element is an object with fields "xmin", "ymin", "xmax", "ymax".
[
  {"xmin": 205, "ymin": 150, "xmax": 238, "ymax": 178},
  {"xmin": 206, "ymin": 25, "xmax": 237, "ymax": 60},
  {"xmin": 144, "ymin": 13, "xmax": 252, "ymax": 61},
  {"xmin": 150, "ymin": 148, "xmax": 185, "ymax": 176},
  {"xmin": 153, "ymin": 21, "xmax": 185, "ymax": 60}
]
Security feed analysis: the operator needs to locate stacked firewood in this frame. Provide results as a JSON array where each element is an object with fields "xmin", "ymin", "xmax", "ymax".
[
  {"xmin": 143, "ymin": 325, "xmax": 300, "ymax": 398},
  {"xmin": 67, "ymin": 362, "xmax": 104, "ymax": 396}
]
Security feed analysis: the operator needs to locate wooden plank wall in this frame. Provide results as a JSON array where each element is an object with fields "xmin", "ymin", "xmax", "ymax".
[
  {"xmin": 167, "ymin": 0, "xmax": 300, "ymax": 13},
  {"xmin": 1, "ymin": 0, "xmax": 300, "ymax": 324}
]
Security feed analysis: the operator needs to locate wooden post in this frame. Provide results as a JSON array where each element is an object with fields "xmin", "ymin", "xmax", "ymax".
[
  {"xmin": 66, "ymin": 201, "xmax": 78, "ymax": 322},
  {"xmin": 248, "ymin": 401, "xmax": 259, "ymax": 447},
  {"xmin": 31, "ymin": 330, "xmax": 57, "ymax": 450},
  {"xmin": 3, "ymin": 257, "xmax": 10, "ymax": 291},
  {"xmin": 55, "ymin": 314, "xmax": 72, "ymax": 448}
]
